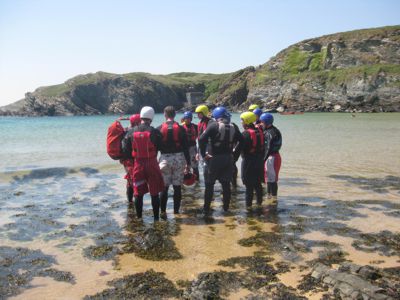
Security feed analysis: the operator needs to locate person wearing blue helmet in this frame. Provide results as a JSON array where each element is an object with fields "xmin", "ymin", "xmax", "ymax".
[
  {"xmin": 199, "ymin": 106, "xmax": 243, "ymax": 214},
  {"xmin": 260, "ymin": 113, "xmax": 282, "ymax": 202},
  {"xmin": 182, "ymin": 111, "xmax": 200, "ymax": 181},
  {"xmin": 252, "ymin": 108, "xmax": 263, "ymax": 126}
]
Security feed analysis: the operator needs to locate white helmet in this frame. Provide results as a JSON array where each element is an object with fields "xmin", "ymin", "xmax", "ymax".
[{"xmin": 140, "ymin": 106, "xmax": 155, "ymax": 120}]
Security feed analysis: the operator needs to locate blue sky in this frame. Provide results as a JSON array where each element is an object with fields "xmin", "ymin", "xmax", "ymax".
[{"xmin": 0, "ymin": 0, "xmax": 399, "ymax": 106}]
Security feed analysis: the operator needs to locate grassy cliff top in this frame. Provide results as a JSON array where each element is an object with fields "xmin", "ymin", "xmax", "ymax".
[{"xmin": 36, "ymin": 71, "xmax": 230, "ymax": 98}]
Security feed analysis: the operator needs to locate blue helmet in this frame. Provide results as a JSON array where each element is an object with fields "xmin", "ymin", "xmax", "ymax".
[
  {"xmin": 183, "ymin": 111, "xmax": 193, "ymax": 120},
  {"xmin": 260, "ymin": 113, "xmax": 274, "ymax": 125},
  {"xmin": 253, "ymin": 108, "xmax": 262, "ymax": 117},
  {"xmin": 212, "ymin": 106, "xmax": 231, "ymax": 120}
]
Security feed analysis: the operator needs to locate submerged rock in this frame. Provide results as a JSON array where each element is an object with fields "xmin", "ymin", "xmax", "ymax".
[
  {"xmin": 305, "ymin": 262, "xmax": 398, "ymax": 299},
  {"xmin": 0, "ymin": 246, "xmax": 75, "ymax": 298}
]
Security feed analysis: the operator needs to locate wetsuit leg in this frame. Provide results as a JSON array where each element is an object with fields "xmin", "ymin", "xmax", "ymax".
[
  {"xmin": 271, "ymin": 182, "xmax": 278, "ymax": 197},
  {"xmin": 204, "ymin": 182, "xmax": 214, "ymax": 213},
  {"xmin": 193, "ymin": 168, "xmax": 200, "ymax": 182},
  {"xmin": 255, "ymin": 182, "xmax": 263, "ymax": 205},
  {"xmin": 172, "ymin": 185, "xmax": 182, "ymax": 214},
  {"xmin": 232, "ymin": 164, "xmax": 238, "ymax": 188},
  {"xmin": 221, "ymin": 181, "xmax": 231, "ymax": 211},
  {"xmin": 126, "ymin": 186, "xmax": 133, "ymax": 203},
  {"xmin": 134, "ymin": 195, "xmax": 143, "ymax": 218},
  {"xmin": 151, "ymin": 195, "xmax": 160, "ymax": 221},
  {"xmin": 245, "ymin": 183, "xmax": 254, "ymax": 207},
  {"xmin": 267, "ymin": 182, "xmax": 272, "ymax": 197},
  {"xmin": 160, "ymin": 185, "xmax": 169, "ymax": 213}
]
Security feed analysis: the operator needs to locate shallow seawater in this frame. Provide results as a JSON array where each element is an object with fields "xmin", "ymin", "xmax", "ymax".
[{"xmin": 1, "ymin": 113, "xmax": 400, "ymax": 299}]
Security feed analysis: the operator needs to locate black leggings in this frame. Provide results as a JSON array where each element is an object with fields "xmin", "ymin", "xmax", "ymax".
[
  {"xmin": 204, "ymin": 181, "xmax": 231, "ymax": 212},
  {"xmin": 267, "ymin": 182, "xmax": 278, "ymax": 196},
  {"xmin": 160, "ymin": 185, "xmax": 182, "ymax": 214},
  {"xmin": 245, "ymin": 182, "xmax": 263, "ymax": 207},
  {"xmin": 134, "ymin": 194, "xmax": 160, "ymax": 220}
]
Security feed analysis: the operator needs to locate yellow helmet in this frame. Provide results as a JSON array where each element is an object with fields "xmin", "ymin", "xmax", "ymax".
[
  {"xmin": 240, "ymin": 111, "xmax": 257, "ymax": 125},
  {"xmin": 248, "ymin": 104, "xmax": 259, "ymax": 111},
  {"xmin": 195, "ymin": 105, "xmax": 209, "ymax": 115}
]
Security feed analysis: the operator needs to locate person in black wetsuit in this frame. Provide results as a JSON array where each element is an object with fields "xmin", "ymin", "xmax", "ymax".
[
  {"xmin": 198, "ymin": 106, "xmax": 243, "ymax": 214},
  {"xmin": 239, "ymin": 111, "xmax": 265, "ymax": 207},
  {"xmin": 260, "ymin": 112, "xmax": 282, "ymax": 200}
]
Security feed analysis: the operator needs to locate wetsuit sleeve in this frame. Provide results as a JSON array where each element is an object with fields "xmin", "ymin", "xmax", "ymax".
[
  {"xmin": 121, "ymin": 128, "xmax": 134, "ymax": 158},
  {"xmin": 198, "ymin": 122, "xmax": 217, "ymax": 157},
  {"xmin": 264, "ymin": 130, "xmax": 272, "ymax": 161},
  {"xmin": 180, "ymin": 126, "xmax": 191, "ymax": 166},
  {"xmin": 232, "ymin": 124, "xmax": 244, "ymax": 161},
  {"xmin": 151, "ymin": 127, "xmax": 163, "ymax": 152}
]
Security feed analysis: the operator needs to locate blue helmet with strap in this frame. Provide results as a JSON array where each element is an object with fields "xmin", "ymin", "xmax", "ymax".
[
  {"xmin": 260, "ymin": 113, "xmax": 274, "ymax": 125},
  {"xmin": 183, "ymin": 111, "xmax": 193, "ymax": 120},
  {"xmin": 253, "ymin": 108, "xmax": 262, "ymax": 117},
  {"xmin": 212, "ymin": 106, "xmax": 231, "ymax": 120}
]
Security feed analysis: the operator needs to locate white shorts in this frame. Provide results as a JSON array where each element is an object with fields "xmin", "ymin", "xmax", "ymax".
[{"xmin": 159, "ymin": 152, "xmax": 186, "ymax": 186}]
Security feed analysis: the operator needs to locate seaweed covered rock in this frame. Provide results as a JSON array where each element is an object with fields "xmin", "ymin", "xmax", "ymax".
[{"xmin": 84, "ymin": 269, "xmax": 181, "ymax": 299}]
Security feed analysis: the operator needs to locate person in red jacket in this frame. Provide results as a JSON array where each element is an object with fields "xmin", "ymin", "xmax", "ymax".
[
  {"xmin": 158, "ymin": 106, "xmax": 191, "ymax": 217},
  {"xmin": 119, "ymin": 114, "xmax": 141, "ymax": 202},
  {"xmin": 181, "ymin": 111, "xmax": 200, "ymax": 181},
  {"xmin": 122, "ymin": 107, "xmax": 164, "ymax": 221}
]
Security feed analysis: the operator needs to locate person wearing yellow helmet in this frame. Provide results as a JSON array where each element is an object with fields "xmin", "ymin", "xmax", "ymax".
[
  {"xmin": 195, "ymin": 105, "xmax": 211, "ymax": 137},
  {"xmin": 239, "ymin": 112, "xmax": 265, "ymax": 208},
  {"xmin": 248, "ymin": 104, "xmax": 260, "ymax": 111}
]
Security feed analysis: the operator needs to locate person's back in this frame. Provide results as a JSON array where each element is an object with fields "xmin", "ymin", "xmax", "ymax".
[
  {"xmin": 239, "ymin": 112, "xmax": 265, "ymax": 207},
  {"xmin": 198, "ymin": 107, "xmax": 243, "ymax": 214},
  {"xmin": 182, "ymin": 111, "xmax": 200, "ymax": 181},
  {"xmin": 157, "ymin": 106, "xmax": 191, "ymax": 216},
  {"xmin": 122, "ymin": 107, "xmax": 164, "ymax": 221}
]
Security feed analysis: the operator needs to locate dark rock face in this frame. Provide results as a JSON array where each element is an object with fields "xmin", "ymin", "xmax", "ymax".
[{"xmin": 8, "ymin": 76, "xmax": 189, "ymax": 116}]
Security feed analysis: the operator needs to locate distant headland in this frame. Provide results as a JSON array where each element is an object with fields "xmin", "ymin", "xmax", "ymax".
[{"xmin": 1, "ymin": 25, "xmax": 399, "ymax": 116}]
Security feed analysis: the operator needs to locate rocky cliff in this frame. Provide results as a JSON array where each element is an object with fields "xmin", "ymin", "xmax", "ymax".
[
  {"xmin": 1, "ymin": 25, "xmax": 399, "ymax": 115},
  {"xmin": 233, "ymin": 25, "xmax": 400, "ymax": 112}
]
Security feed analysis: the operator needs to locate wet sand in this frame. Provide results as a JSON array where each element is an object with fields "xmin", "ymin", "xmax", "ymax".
[{"xmin": 1, "ymin": 164, "xmax": 399, "ymax": 299}]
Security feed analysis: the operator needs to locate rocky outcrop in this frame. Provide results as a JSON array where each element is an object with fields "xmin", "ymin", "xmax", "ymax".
[
  {"xmin": 2, "ymin": 73, "xmax": 199, "ymax": 116},
  {"xmin": 245, "ymin": 25, "xmax": 400, "ymax": 112},
  {"xmin": 308, "ymin": 262, "xmax": 399, "ymax": 299}
]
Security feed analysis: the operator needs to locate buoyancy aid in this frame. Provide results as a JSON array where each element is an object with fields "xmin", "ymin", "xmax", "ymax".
[
  {"xmin": 198, "ymin": 117, "xmax": 210, "ymax": 137},
  {"xmin": 160, "ymin": 121, "xmax": 181, "ymax": 148},
  {"xmin": 132, "ymin": 130, "xmax": 157, "ymax": 158},
  {"xmin": 246, "ymin": 126, "xmax": 264, "ymax": 154},
  {"xmin": 183, "ymin": 123, "xmax": 197, "ymax": 145},
  {"xmin": 212, "ymin": 121, "xmax": 235, "ymax": 150}
]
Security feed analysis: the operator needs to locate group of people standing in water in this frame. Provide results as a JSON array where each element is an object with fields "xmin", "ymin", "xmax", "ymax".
[{"xmin": 117, "ymin": 104, "xmax": 282, "ymax": 221}]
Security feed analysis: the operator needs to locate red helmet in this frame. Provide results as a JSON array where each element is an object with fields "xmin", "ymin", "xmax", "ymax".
[
  {"xmin": 129, "ymin": 114, "xmax": 141, "ymax": 126},
  {"xmin": 183, "ymin": 172, "xmax": 197, "ymax": 186}
]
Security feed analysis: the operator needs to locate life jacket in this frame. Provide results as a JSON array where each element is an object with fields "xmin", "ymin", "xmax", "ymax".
[
  {"xmin": 183, "ymin": 123, "xmax": 197, "ymax": 144},
  {"xmin": 132, "ymin": 130, "xmax": 157, "ymax": 158},
  {"xmin": 106, "ymin": 121, "xmax": 127, "ymax": 160},
  {"xmin": 212, "ymin": 121, "xmax": 235, "ymax": 150},
  {"xmin": 198, "ymin": 117, "xmax": 210, "ymax": 137},
  {"xmin": 160, "ymin": 121, "xmax": 181, "ymax": 148},
  {"xmin": 246, "ymin": 126, "xmax": 264, "ymax": 154}
]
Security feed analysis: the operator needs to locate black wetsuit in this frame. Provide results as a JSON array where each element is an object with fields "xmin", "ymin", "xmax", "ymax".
[
  {"xmin": 241, "ymin": 125, "xmax": 265, "ymax": 206},
  {"xmin": 263, "ymin": 125, "xmax": 282, "ymax": 197}
]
